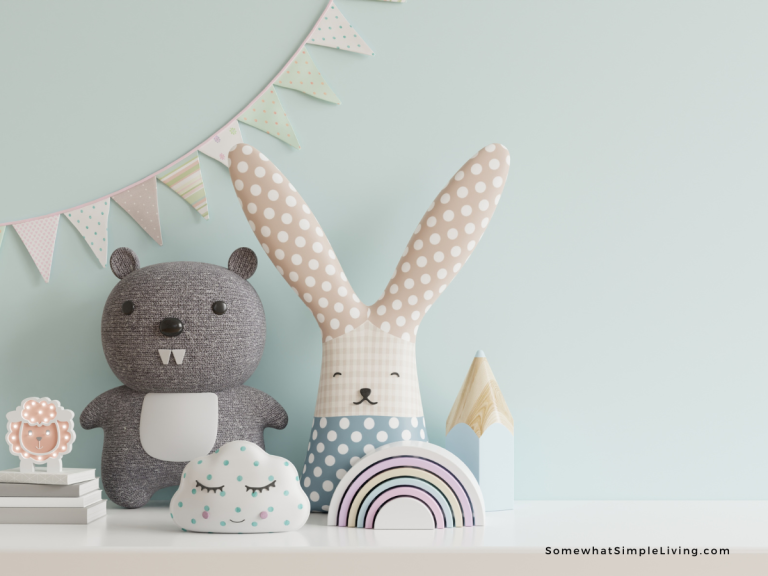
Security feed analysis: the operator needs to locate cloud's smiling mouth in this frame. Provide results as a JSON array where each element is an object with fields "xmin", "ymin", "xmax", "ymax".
[
  {"xmin": 229, "ymin": 519, "xmax": 245, "ymax": 523},
  {"xmin": 159, "ymin": 349, "xmax": 186, "ymax": 365}
]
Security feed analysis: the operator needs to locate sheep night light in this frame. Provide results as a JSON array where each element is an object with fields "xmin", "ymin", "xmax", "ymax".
[{"xmin": 5, "ymin": 397, "xmax": 76, "ymax": 473}]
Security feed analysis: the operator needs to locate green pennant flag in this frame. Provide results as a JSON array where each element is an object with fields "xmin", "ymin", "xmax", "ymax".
[
  {"xmin": 157, "ymin": 152, "xmax": 209, "ymax": 219},
  {"xmin": 239, "ymin": 87, "xmax": 301, "ymax": 149},
  {"xmin": 275, "ymin": 48, "xmax": 341, "ymax": 104}
]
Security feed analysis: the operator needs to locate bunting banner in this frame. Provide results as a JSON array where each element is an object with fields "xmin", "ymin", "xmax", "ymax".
[
  {"xmin": 64, "ymin": 199, "xmax": 111, "ymax": 267},
  {"xmin": 158, "ymin": 153, "xmax": 210, "ymax": 220},
  {"xmin": 239, "ymin": 88, "xmax": 300, "ymax": 149},
  {"xmin": 13, "ymin": 215, "xmax": 60, "ymax": 283},
  {"xmin": 0, "ymin": 0, "xmax": 390, "ymax": 283},
  {"xmin": 113, "ymin": 179, "xmax": 163, "ymax": 246}
]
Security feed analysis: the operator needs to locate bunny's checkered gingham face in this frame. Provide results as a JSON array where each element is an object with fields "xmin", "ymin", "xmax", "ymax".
[{"xmin": 315, "ymin": 321, "xmax": 422, "ymax": 418}]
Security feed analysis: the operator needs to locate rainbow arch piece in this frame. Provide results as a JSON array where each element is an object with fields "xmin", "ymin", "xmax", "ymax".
[{"xmin": 327, "ymin": 441, "xmax": 485, "ymax": 530}]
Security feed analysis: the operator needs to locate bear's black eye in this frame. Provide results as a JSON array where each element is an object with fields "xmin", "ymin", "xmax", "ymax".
[
  {"xmin": 212, "ymin": 301, "xmax": 227, "ymax": 315},
  {"xmin": 122, "ymin": 301, "xmax": 135, "ymax": 315}
]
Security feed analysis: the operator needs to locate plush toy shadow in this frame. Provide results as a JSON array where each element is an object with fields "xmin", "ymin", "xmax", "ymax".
[
  {"xmin": 227, "ymin": 143, "xmax": 510, "ymax": 511},
  {"xmin": 80, "ymin": 248, "xmax": 288, "ymax": 509}
]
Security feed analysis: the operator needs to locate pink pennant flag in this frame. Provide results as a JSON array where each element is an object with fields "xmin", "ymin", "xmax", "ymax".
[
  {"xmin": 199, "ymin": 120, "xmax": 244, "ymax": 165},
  {"xmin": 307, "ymin": 1, "xmax": 374, "ymax": 56},
  {"xmin": 13, "ymin": 214, "xmax": 60, "ymax": 283},
  {"xmin": 113, "ymin": 179, "xmax": 163, "ymax": 245}
]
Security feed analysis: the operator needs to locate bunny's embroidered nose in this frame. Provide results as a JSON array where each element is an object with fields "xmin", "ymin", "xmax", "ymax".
[
  {"xmin": 360, "ymin": 388, "xmax": 371, "ymax": 398},
  {"xmin": 159, "ymin": 317, "xmax": 184, "ymax": 337}
]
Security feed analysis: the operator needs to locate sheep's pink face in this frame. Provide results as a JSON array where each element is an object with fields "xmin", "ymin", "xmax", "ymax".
[
  {"xmin": 8, "ymin": 421, "xmax": 71, "ymax": 461},
  {"xmin": 20, "ymin": 423, "xmax": 58, "ymax": 454}
]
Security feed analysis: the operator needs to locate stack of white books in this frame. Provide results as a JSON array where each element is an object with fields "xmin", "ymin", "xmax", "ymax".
[{"xmin": 0, "ymin": 468, "xmax": 106, "ymax": 524}]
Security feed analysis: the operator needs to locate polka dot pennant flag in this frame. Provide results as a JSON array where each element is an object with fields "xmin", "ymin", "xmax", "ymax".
[
  {"xmin": 13, "ymin": 214, "xmax": 60, "ymax": 283},
  {"xmin": 63, "ymin": 199, "xmax": 111, "ymax": 267},
  {"xmin": 113, "ymin": 179, "xmax": 163, "ymax": 245},
  {"xmin": 238, "ymin": 88, "xmax": 301, "ymax": 150},
  {"xmin": 307, "ymin": 1, "xmax": 374, "ymax": 56},
  {"xmin": 199, "ymin": 120, "xmax": 244, "ymax": 165},
  {"xmin": 157, "ymin": 152, "xmax": 209, "ymax": 220},
  {"xmin": 276, "ymin": 49, "xmax": 341, "ymax": 105}
]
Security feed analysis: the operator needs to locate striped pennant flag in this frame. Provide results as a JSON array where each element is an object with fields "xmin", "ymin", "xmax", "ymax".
[
  {"xmin": 239, "ymin": 88, "xmax": 301, "ymax": 149},
  {"xmin": 276, "ymin": 49, "xmax": 341, "ymax": 104},
  {"xmin": 113, "ymin": 179, "xmax": 163, "ymax": 245},
  {"xmin": 307, "ymin": 1, "xmax": 374, "ymax": 56},
  {"xmin": 199, "ymin": 120, "xmax": 244, "ymax": 165},
  {"xmin": 14, "ymin": 214, "xmax": 60, "ymax": 283},
  {"xmin": 63, "ymin": 198, "xmax": 111, "ymax": 267},
  {"xmin": 158, "ymin": 152, "xmax": 209, "ymax": 219}
]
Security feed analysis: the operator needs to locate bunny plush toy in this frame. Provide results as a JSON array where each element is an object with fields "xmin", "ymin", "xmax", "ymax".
[{"xmin": 228, "ymin": 143, "xmax": 510, "ymax": 511}]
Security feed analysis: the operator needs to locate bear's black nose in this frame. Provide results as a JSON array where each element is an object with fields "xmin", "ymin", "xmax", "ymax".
[
  {"xmin": 360, "ymin": 388, "xmax": 371, "ymax": 398},
  {"xmin": 159, "ymin": 317, "xmax": 184, "ymax": 337}
]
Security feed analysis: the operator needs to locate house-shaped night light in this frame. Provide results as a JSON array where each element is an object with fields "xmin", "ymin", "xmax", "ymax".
[{"xmin": 445, "ymin": 350, "xmax": 514, "ymax": 511}]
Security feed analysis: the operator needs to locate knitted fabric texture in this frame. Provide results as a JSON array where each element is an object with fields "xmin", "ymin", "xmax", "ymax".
[{"xmin": 81, "ymin": 248, "xmax": 287, "ymax": 508}]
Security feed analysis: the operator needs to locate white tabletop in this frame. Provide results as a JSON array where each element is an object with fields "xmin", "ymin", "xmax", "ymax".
[{"xmin": 1, "ymin": 501, "xmax": 765, "ymax": 575}]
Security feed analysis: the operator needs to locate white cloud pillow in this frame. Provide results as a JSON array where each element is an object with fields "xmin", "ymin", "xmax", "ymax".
[{"xmin": 170, "ymin": 441, "xmax": 309, "ymax": 533}]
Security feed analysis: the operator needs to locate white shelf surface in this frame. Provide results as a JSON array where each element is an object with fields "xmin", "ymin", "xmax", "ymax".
[{"xmin": 0, "ymin": 501, "xmax": 765, "ymax": 575}]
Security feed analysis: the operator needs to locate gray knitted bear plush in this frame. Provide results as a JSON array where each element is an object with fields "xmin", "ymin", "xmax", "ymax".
[{"xmin": 80, "ymin": 247, "xmax": 288, "ymax": 509}]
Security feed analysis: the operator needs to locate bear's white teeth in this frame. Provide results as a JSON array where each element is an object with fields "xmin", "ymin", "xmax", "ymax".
[
  {"xmin": 172, "ymin": 349, "xmax": 186, "ymax": 365},
  {"xmin": 158, "ymin": 349, "xmax": 186, "ymax": 365}
]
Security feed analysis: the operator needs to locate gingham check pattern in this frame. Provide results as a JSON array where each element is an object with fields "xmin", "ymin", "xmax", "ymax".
[{"xmin": 314, "ymin": 321, "xmax": 424, "ymax": 418}]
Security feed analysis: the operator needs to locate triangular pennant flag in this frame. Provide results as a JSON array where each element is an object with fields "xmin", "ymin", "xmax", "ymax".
[
  {"xmin": 13, "ymin": 214, "xmax": 60, "ymax": 283},
  {"xmin": 276, "ymin": 48, "xmax": 341, "ymax": 104},
  {"xmin": 0, "ymin": 226, "xmax": 5, "ymax": 250},
  {"xmin": 63, "ymin": 198, "xmax": 110, "ymax": 267},
  {"xmin": 199, "ymin": 120, "xmax": 244, "ymax": 165},
  {"xmin": 238, "ymin": 88, "xmax": 301, "ymax": 149},
  {"xmin": 113, "ymin": 179, "xmax": 163, "ymax": 245},
  {"xmin": 307, "ymin": 1, "xmax": 374, "ymax": 56},
  {"xmin": 157, "ymin": 152, "xmax": 209, "ymax": 219}
]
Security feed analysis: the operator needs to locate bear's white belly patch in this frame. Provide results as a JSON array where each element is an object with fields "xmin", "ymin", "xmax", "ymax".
[{"xmin": 140, "ymin": 393, "xmax": 218, "ymax": 462}]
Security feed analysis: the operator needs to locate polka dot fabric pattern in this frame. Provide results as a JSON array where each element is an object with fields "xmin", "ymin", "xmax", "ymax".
[
  {"xmin": 63, "ymin": 199, "xmax": 110, "ymax": 267},
  {"xmin": 228, "ymin": 145, "xmax": 365, "ymax": 342},
  {"xmin": 13, "ymin": 214, "xmax": 60, "ymax": 283},
  {"xmin": 301, "ymin": 416, "xmax": 427, "ymax": 512},
  {"xmin": 307, "ymin": 1, "xmax": 374, "ymax": 56},
  {"xmin": 170, "ymin": 441, "xmax": 309, "ymax": 533},
  {"xmin": 227, "ymin": 142, "xmax": 510, "ymax": 344},
  {"xmin": 372, "ymin": 144, "xmax": 511, "ymax": 341},
  {"xmin": 113, "ymin": 180, "xmax": 163, "ymax": 246}
]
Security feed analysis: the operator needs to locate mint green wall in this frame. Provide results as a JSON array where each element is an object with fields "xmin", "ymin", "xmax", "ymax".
[{"xmin": 1, "ymin": 0, "xmax": 766, "ymax": 500}]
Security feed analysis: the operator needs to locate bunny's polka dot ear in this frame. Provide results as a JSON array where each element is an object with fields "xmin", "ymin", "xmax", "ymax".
[
  {"xmin": 228, "ymin": 144, "xmax": 368, "ymax": 341},
  {"xmin": 372, "ymin": 144, "xmax": 511, "ymax": 342}
]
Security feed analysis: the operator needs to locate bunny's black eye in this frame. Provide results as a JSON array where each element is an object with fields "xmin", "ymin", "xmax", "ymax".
[
  {"xmin": 333, "ymin": 372, "xmax": 342, "ymax": 377},
  {"xmin": 391, "ymin": 372, "xmax": 400, "ymax": 377},
  {"xmin": 212, "ymin": 301, "xmax": 227, "ymax": 315},
  {"xmin": 122, "ymin": 301, "xmax": 135, "ymax": 315}
]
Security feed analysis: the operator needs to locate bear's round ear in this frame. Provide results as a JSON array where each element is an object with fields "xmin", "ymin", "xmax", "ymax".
[
  {"xmin": 110, "ymin": 248, "xmax": 141, "ymax": 280},
  {"xmin": 228, "ymin": 247, "xmax": 258, "ymax": 280}
]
